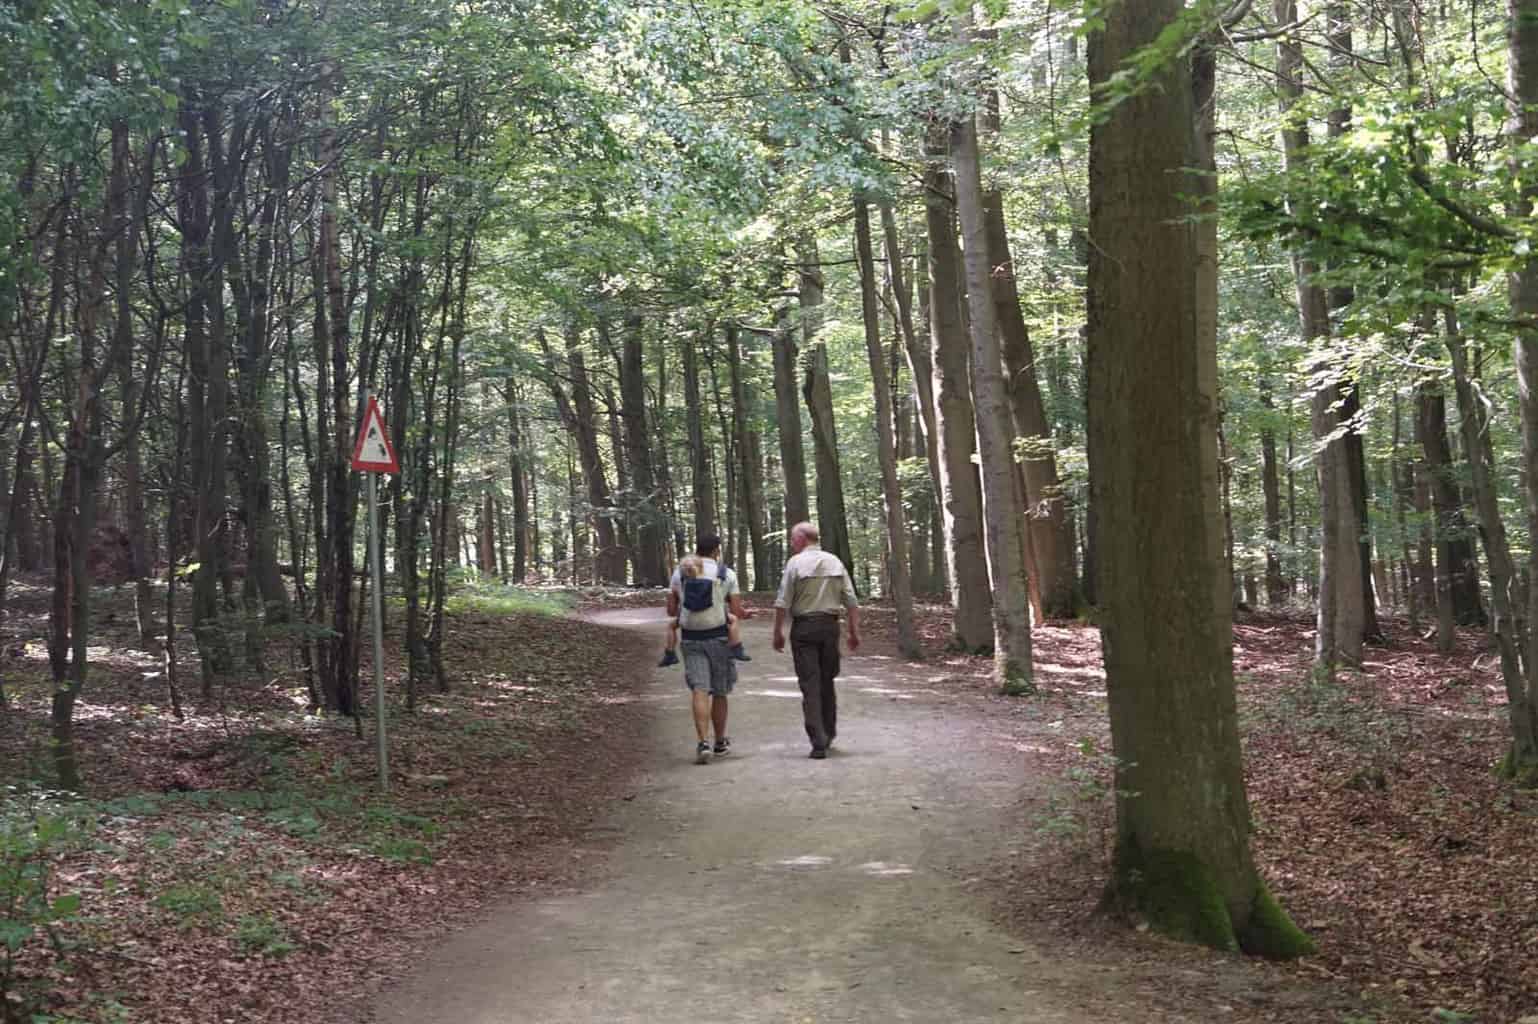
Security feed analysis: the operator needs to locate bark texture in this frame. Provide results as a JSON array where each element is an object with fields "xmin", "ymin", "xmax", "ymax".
[{"xmin": 1088, "ymin": 0, "xmax": 1310, "ymax": 955}]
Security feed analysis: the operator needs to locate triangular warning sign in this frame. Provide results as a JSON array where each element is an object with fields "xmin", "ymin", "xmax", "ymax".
[{"xmin": 351, "ymin": 396, "xmax": 400, "ymax": 473}]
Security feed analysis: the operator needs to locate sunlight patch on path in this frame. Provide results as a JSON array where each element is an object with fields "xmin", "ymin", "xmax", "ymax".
[
  {"xmin": 776, "ymin": 854, "xmax": 833, "ymax": 869},
  {"xmin": 858, "ymin": 861, "xmax": 914, "ymax": 877},
  {"xmin": 856, "ymin": 686, "xmax": 916, "ymax": 700}
]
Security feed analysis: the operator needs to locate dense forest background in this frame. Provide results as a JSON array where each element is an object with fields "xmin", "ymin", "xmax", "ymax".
[{"xmin": 5, "ymin": 0, "xmax": 1538, "ymax": 1018}]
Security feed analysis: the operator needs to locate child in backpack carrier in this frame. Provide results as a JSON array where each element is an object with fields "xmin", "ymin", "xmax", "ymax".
[{"xmin": 659, "ymin": 554, "xmax": 749, "ymax": 668}]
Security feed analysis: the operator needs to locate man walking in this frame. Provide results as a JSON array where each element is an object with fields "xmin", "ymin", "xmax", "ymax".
[
  {"xmin": 668, "ymin": 535, "xmax": 751, "ymax": 764},
  {"xmin": 772, "ymin": 522, "xmax": 860, "ymax": 759}
]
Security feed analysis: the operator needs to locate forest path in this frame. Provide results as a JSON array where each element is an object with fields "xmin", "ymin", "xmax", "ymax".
[{"xmin": 373, "ymin": 609, "xmax": 1310, "ymax": 1024}]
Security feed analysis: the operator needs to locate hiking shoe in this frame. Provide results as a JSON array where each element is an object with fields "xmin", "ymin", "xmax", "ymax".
[
  {"xmin": 713, "ymin": 737, "xmax": 731, "ymax": 757},
  {"xmin": 729, "ymin": 643, "xmax": 752, "ymax": 662},
  {"xmin": 809, "ymin": 747, "xmax": 827, "ymax": 760},
  {"xmin": 658, "ymin": 648, "xmax": 680, "ymax": 668},
  {"xmin": 695, "ymin": 741, "xmax": 712, "ymax": 765}
]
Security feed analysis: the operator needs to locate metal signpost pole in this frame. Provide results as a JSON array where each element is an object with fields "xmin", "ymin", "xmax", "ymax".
[
  {"xmin": 352, "ymin": 388, "xmax": 398, "ymax": 795},
  {"xmin": 367, "ymin": 399, "xmax": 389, "ymax": 794}
]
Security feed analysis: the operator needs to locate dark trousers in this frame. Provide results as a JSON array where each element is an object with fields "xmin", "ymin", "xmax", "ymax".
[{"xmin": 790, "ymin": 615, "xmax": 841, "ymax": 750}]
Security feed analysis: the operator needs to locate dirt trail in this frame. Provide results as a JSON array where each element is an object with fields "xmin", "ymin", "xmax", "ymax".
[{"xmin": 374, "ymin": 609, "xmax": 1340, "ymax": 1024}]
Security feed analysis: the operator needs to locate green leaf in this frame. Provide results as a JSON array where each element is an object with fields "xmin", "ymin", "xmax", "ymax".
[
  {"xmin": 0, "ymin": 919, "xmax": 33, "ymax": 951},
  {"xmin": 894, "ymin": 0, "xmax": 940, "ymax": 23}
]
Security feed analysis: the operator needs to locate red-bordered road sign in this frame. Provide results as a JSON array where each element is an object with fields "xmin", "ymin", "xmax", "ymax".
[{"xmin": 351, "ymin": 395, "xmax": 400, "ymax": 473}]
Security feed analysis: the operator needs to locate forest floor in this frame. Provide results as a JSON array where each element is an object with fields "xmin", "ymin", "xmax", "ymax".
[
  {"xmin": 569, "ymin": 591, "xmax": 1538, "ymax": 1023},
  {"xmin": 0, "ymin": 577, "xmax": 657, "ymax": 1024},
  {"xmin": 2, "ymin": 581, "xmax": 1534, "ymax": 1023},
  {"xmin": 845, "ymin": 597, "xmax": 1538, "ymax": 1024},
  {"xmin": 375, "ymin": 603, "xmax": 1370, "ymax": 1024}
]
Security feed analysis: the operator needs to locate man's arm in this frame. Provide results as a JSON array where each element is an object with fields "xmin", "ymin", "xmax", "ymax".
[
  {"xmin": 842, "ymin": 565, "xmax": 860, "ymax": 652},
  {"xmin": 726, "ymin": 569, "xmax": 752, "ymax": 620},
  {"xmin": 666, "ymin": 582, "xmax": 680, "ymax": 619},
  {"xmin": 772, "ymin": 560, "xmax": 796, "ymax": 652}
]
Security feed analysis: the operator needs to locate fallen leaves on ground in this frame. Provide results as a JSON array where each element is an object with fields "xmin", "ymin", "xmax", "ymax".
[
  {"xmin": 0, "ymin": 579, "xmax": 655, "ymax": 1024},
  {"xmin": 857, "ymin": 599, "xmax": 1538, "ymax": 1024}
]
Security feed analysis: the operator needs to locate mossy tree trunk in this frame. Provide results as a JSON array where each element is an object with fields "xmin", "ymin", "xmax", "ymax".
[{"xmin": 1086, "ymin": 0, "xmax": 1312, "ymax": 957}]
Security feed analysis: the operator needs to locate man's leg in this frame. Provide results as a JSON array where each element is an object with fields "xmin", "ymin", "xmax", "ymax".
[
  {"xmin": 821, "ymin": 624, "xmax": 840, "ymax": 744},
  {"xmin": 791, "ymin": 628, "xmax": 830, "ymax": 751},
  {"xmin": 691, "ymin": 689, "xmax": 712, "ymax": 742},
  {"xmin": 682, "ymin": 643, "xmax": 714, "ymax": 763},
  {"xmin": 711, "ymin": 694, "xmax": 728, "ymax": 741}
]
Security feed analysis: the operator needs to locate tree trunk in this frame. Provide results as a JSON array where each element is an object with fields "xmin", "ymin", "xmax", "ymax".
[
  {"xmin": 771, "ymin": 253, "xmax": 811, "ymax": 531},
  {"xmin": 705, "ymin": 341, "xmax": 738, "ymax": 567},
  {"xmin": 234, "ymin": 113, "xmax": 293, "ymax": 630},
  {"xmin": 553, "ymin": 326, "xmax": 623, "ymax": 583},
  {"xmin": 683, "ymin": 337, "xmax": 718, "ymax": 541},
  {"xmin": 600, "ymin": 368, "xmax": 635, "ymax": 576},
  {"xmin": 879, "ymin": 201, "xmax": 945, "ymax": 597},
  {"xmin": 797, "ymin": 235, "xmax": 854, "ymax": 569},
  {"xmin": 1275, "ymin": 0, "xmax": 1361, "ymax": 676},
  {"xmin": 181, "ymin": 105, "xmax": 234, "ymax": 689},
  {"xmin": 1505, "ymin": 0, "xmax": 1538, "ymax": 777},
  {"xmin": 479, "ymin": 485, "xmax": 497, "ymax": 576},
  {"xmin": 1322, "ymin": 4, "xmax": 1382, "ymax": 646},
  {"xmin": 110, "ymin": 123, "xmax": 155, "ymax": 645},
  {"xmin": 914, "ymin": 233, "xmax": 948, "ymax": 595},
  {"xmin": 952, "ymin": 106, "xmax": 1032, "ymax": 693},
  {"xmin": 507, "ymin": 381, "xmax": 529, "ymax": 582},
  {"xmin": 652, "ymin": 333, "xmax": 684, "ymax": 563},
  {"xmin": 320, "ymin": 94, "xmax": 358, "ymax": 715},
  {"xmin": 1087, "ymin": 0, "xmax": 1311, "ymax": 955},
  {"xmin": 1391, "ymin": 393, "xmax": 1420, "ymax": 629},
  {"xmin": 1448, "ymin": 323, "xmax": 1538, "ymax": 777},
  {"xmin": 1194, "ymin": 37, "xmax": 1236, "ymax": 614},
  {"xmin": 1260, "ymin": 380, "xmax": 1287, "ymax": 606},
  {"xmin": 924, "ymin": 125, "xmax": 994, "ymax": 652},
  {"xmin": 1417, "ymin": 383, "xmax": 1471, "ymax": 649},
  {"xmin": 982, "ymin": 187, "xmax": 1074, "ymax": 620},
  {"xmin": 621, "ymin": 313, "xmax": 667, "ymax": 585},
  {"xmin": 854, "ymin": 192, "xmax": 920, "ymax": 657},
  {"xmin": 727, "ymin": 325, "xmax": 770, "ymax": 589}
]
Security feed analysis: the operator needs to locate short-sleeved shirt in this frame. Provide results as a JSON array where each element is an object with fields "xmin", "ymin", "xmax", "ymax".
[
  {"xmin": 774, "ymin": 545, "xmax": 858, "ymax": 618},
  {"xmin": 670, "ymin": 558, "xmax": 739, "ymax": 637}
]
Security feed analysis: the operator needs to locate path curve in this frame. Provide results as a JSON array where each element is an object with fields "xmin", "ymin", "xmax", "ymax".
[{"xmin": 374, "ymin": 610, "xmax": 1148, "ymax": 1022}]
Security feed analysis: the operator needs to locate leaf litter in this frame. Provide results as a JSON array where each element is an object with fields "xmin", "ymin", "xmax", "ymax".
[
  {"xmin": 0, "ymin": 580, "xmax": 655, "ymax": 1024},
  {"xmin": 855, "ymin": 599, "xmax": 1538, "ymax": 1024}
]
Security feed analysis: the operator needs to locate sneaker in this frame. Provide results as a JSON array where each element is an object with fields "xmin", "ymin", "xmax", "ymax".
[
  {"xmin": 809, "ymin": 747, "xmax": 827, "ymax": 760},
  {"xmin": 729, "ymin": 643, "xmax": 752, "ymax": 662},
  {"xmin": 658, "ymin": 648, "xmax": 680, "ymax": 668},
  {"xmin": 695, "ymin": 741, "xmax": 712, "ymax": 765},
  {"xmin": 713, "ymin": 737, "xmax": 731, "ymax": 757}
]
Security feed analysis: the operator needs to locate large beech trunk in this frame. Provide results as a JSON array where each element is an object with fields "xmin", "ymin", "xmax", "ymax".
[{"xmin": 1088, "ymin": 0, "xmax": 1310, "ymax": 956}]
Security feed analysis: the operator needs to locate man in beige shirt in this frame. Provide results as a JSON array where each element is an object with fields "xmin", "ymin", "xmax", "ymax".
[{"xmin": 772, "ymin": 522, "xmax": 860, "ymax": 759}]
